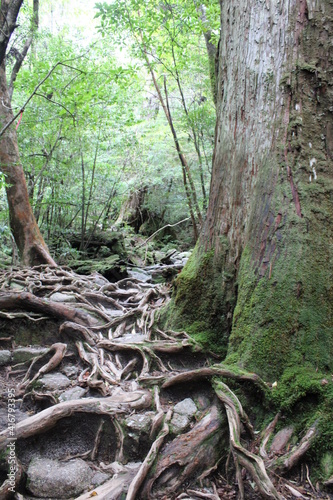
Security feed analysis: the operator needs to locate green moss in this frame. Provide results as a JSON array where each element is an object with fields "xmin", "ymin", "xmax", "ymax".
[
  {"xmin": 321, "ymin": 453, "xmax": 333, "ymax": 479},
  {"xmin": 295, "ymin": 60, "xmax": 318, "ymax": 73},
  {"xmin": 161, "ymin": 242, "xmax": 237, "ymax": 356},
  {"xmin": 270, "ymin": 364, "xmax": 324, "ymax": 411},
  {"xmin": 226, "ymin": 208, "xmax": 333, "ymax": 380}
]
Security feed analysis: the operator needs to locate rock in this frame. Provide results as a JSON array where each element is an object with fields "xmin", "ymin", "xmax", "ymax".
[
  {"xmin": 58, "ymin": 387, "xmax": 86, "ymax": 402},
  {"xmin": 37, "ymin": 373, "xmax": 71, "ymax": 391},
  {"xmin": 61, "ymin": 364, "xmax": 79, "ymax": 378},
  {"xmin": 27, "ymin": 457, "xmax": 93, "ymax": 498},
  {"xmin": 270, "ymin": 426, "xmax": 294, "ymax": 453},
  {"xmin": 91, "ymin": 471, "xmax": 110, "ymax": 487},
  {"xmin": 0, "ymin": 350, "xmax": 11, "ymax": 366},
  {"xmin": 176, "ymin": 251, "xmax": 192, "ymax": 260},
  {"xmin": 174, "ymin": 398, "xmax": 197, "ymax": 417},
  {"xmin": 125, "ymin": 413, "xmax": 153, "ymax": 434},
  {"xmin": 127, "ymin": 268, "xmax": 152, "ymax": 282},
  {"xmin": 12, "ymin": 346, "xmax": 49, "ymax": 364},
  {"xmin": 171, "ymin": 398, "xmax": 198, "ymax": 434},
  {"xmin": 49, "ymin": 292, "xmax": 76, "ymax": 303},
  {"xmin": 170, "ymin": 413, "xmax": 191, "ymax": 434}
]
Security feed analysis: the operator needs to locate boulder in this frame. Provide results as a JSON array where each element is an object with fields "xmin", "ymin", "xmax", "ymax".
[
  {"xmin": 0, "ymin": 350, "xmax": 11, "ymax": 366},
  {"xmin": 12, "ymin": 347, "xmax": 49, "ymax": 364},
  {"xmin": 127, "ymin": 268, "xmax": 152, "ymax": 283},
  {"xmin": 37, "ymin": 373, "xmax": 71, "ymax": 391},
  {"xmin": 171, "ymin": 398, "xmax": 198, "ymax": 434},
  {"xmin": 125, "ymin": 413, "xmax": 153, "ymax": 435},
  {"xmin": 49, "ymin": 292, "xmax": 76, "ymax": 303},
  {"xmin": 27, "ymin": 457, "xmax": 94, "ymax": 498},
  {"xmin": 58, "ymin": 387, "xmax": 86, "ymax": 402},
  {"xmin": 174, "ymin": 398, "xmax": 197, "ymax": 417},
  {"xmin": 61, "ymin": 364, "xmax": 79, "ymax": 378}
]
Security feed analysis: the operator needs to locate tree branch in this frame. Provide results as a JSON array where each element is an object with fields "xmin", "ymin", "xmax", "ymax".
[{"xmin": 0, "ymin": 61, "xmax": 84, "ymax": 137}]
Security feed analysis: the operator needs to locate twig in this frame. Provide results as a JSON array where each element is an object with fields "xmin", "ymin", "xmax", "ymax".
[{"xmin": 137, "ymin": 218, "xmax": 190, "ymax": 248}]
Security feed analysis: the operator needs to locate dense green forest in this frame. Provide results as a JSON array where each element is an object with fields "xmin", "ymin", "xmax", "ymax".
[
  {"xmin": 0, "ymin": 1, "xmax": 333, "ymax": 499},
  {"xmin": 0, "ymin": 0, "xmax": 217, "ymax": 265}
]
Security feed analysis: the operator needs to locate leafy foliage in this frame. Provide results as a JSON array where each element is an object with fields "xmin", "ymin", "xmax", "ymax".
[{"xmin": 0, "ymin": 0, "xmax": 217, "ymax": 260}]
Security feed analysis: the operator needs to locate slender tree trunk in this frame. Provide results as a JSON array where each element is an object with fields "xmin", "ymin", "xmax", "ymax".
[
  {"xmin": 194, "ymin": 3, "xmax": 219, "ymax": 105},
  {"xmin": 170, "ymin": 44, "xmax": 208, "ymax": 211},
  {"xmin": 163, "ymin": 77, "xmax": 199, "ymax": 240},
  {"xmin": 141, "ymin": 46, "xmax": 201, "ymax": 239},
  {"xmin": 172, "ymin": 0, "xmax": 333, "ymax": 380},
  {"xmin": 0, "ymin": 63, "xmax": 56, "ymax": 266},
  {"xmin": 8, "ymin": 0, "xmax": 39, "ymax": 100}
]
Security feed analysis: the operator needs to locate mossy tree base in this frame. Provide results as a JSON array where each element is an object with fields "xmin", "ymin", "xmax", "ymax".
[{"xmin": 164, "ymin": 0, "xmax": 333, "ymax": 486}]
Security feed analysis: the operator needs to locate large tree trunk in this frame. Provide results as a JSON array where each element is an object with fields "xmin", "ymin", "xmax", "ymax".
[
  {"xmin": 171, "ymin": 0, "xmax": 333, "ymax": 380},
  {"xmin": 0, "ymin": 63, "xmax": 56, "ymax": 266}
]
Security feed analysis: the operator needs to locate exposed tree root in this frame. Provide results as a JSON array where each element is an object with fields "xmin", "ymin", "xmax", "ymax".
[
  {"xmin": 0, "ymin": 389, "xmax": 152, "ymax": 449},
  {"xmin": 0, "ymin": 291, "xmax": 98, "ymax": 326},
  {"xmin": 141, "ymin": 406, "xmax": 224, "ymax": 499},
  {"xmin": 260, "ymin": 413, "xmax": 280, "ymax": 459},
  {"xmin": 214, "ymin": 380, "xmax": 281, "ymax": 500},
  {"xmin": 126, "ymin": 409, "xmax": 172, "ymax": 500},
  {"xmin": 271, "ymin": 422, "xmax": 319, "ymax": 474},
  {"xmin": 162, "ymin": 365, "xmax": 269, "ymax": 394},
  {"xmin": 0, "ymin": 266, "xmax": 325, "ymax": 500},
  {"xmin": 18, "ymin": 342, "xmax": 67, "ymax": 392}
]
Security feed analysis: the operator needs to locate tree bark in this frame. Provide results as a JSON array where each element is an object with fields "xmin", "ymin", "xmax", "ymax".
[
  {"xmin": 0, "ymin": 63, "xmax": 56, "ymax": 266},
  {"xmin": 0, "ymin": 0, "xmax": 55, "ymax": 267},
  {"xmin": 172, "ymin": 0, "xmax": 333, "ymax": 380},
  {"xmin": 0, "ymin": 0, "xmax": 23, "ymax": 66},
  {"xmin": 8, "ymin": 0, "xmax": 39, "ymax": 100}
]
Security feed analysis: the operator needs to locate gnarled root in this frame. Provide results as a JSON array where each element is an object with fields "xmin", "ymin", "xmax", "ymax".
[
  {"xmin": 0, "ymin": 389, "xmax": 152, "ymax": 450},
  {"xmin": 141, "ymin": 406, "xmax": 224, "ymax": 500},
  {"xmin": 213, "ymin": 380, "xmax": 281, "ymax": 500},
  {"xmin": 18, "ymin": 342, "xmax": 67, "ymax": 392},
  {"xmin": 126, "ymin": 409, "xmax": 172, "ymax": 500}
]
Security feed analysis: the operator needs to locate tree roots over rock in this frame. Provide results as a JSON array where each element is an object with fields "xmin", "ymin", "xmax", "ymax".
[{"xmin": 0, "ymin": 266, "xmax": 326, "ymax": 499}]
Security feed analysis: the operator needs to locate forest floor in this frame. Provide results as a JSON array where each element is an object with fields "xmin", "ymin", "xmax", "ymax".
[{"xmin": 0, "ymin": 261, "xmax": 332, "ymax": 500}]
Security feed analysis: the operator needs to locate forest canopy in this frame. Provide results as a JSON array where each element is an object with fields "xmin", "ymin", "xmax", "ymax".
[{"xmin": 0, "ymin": 0, "xmax": 218, "ymax": 264}]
